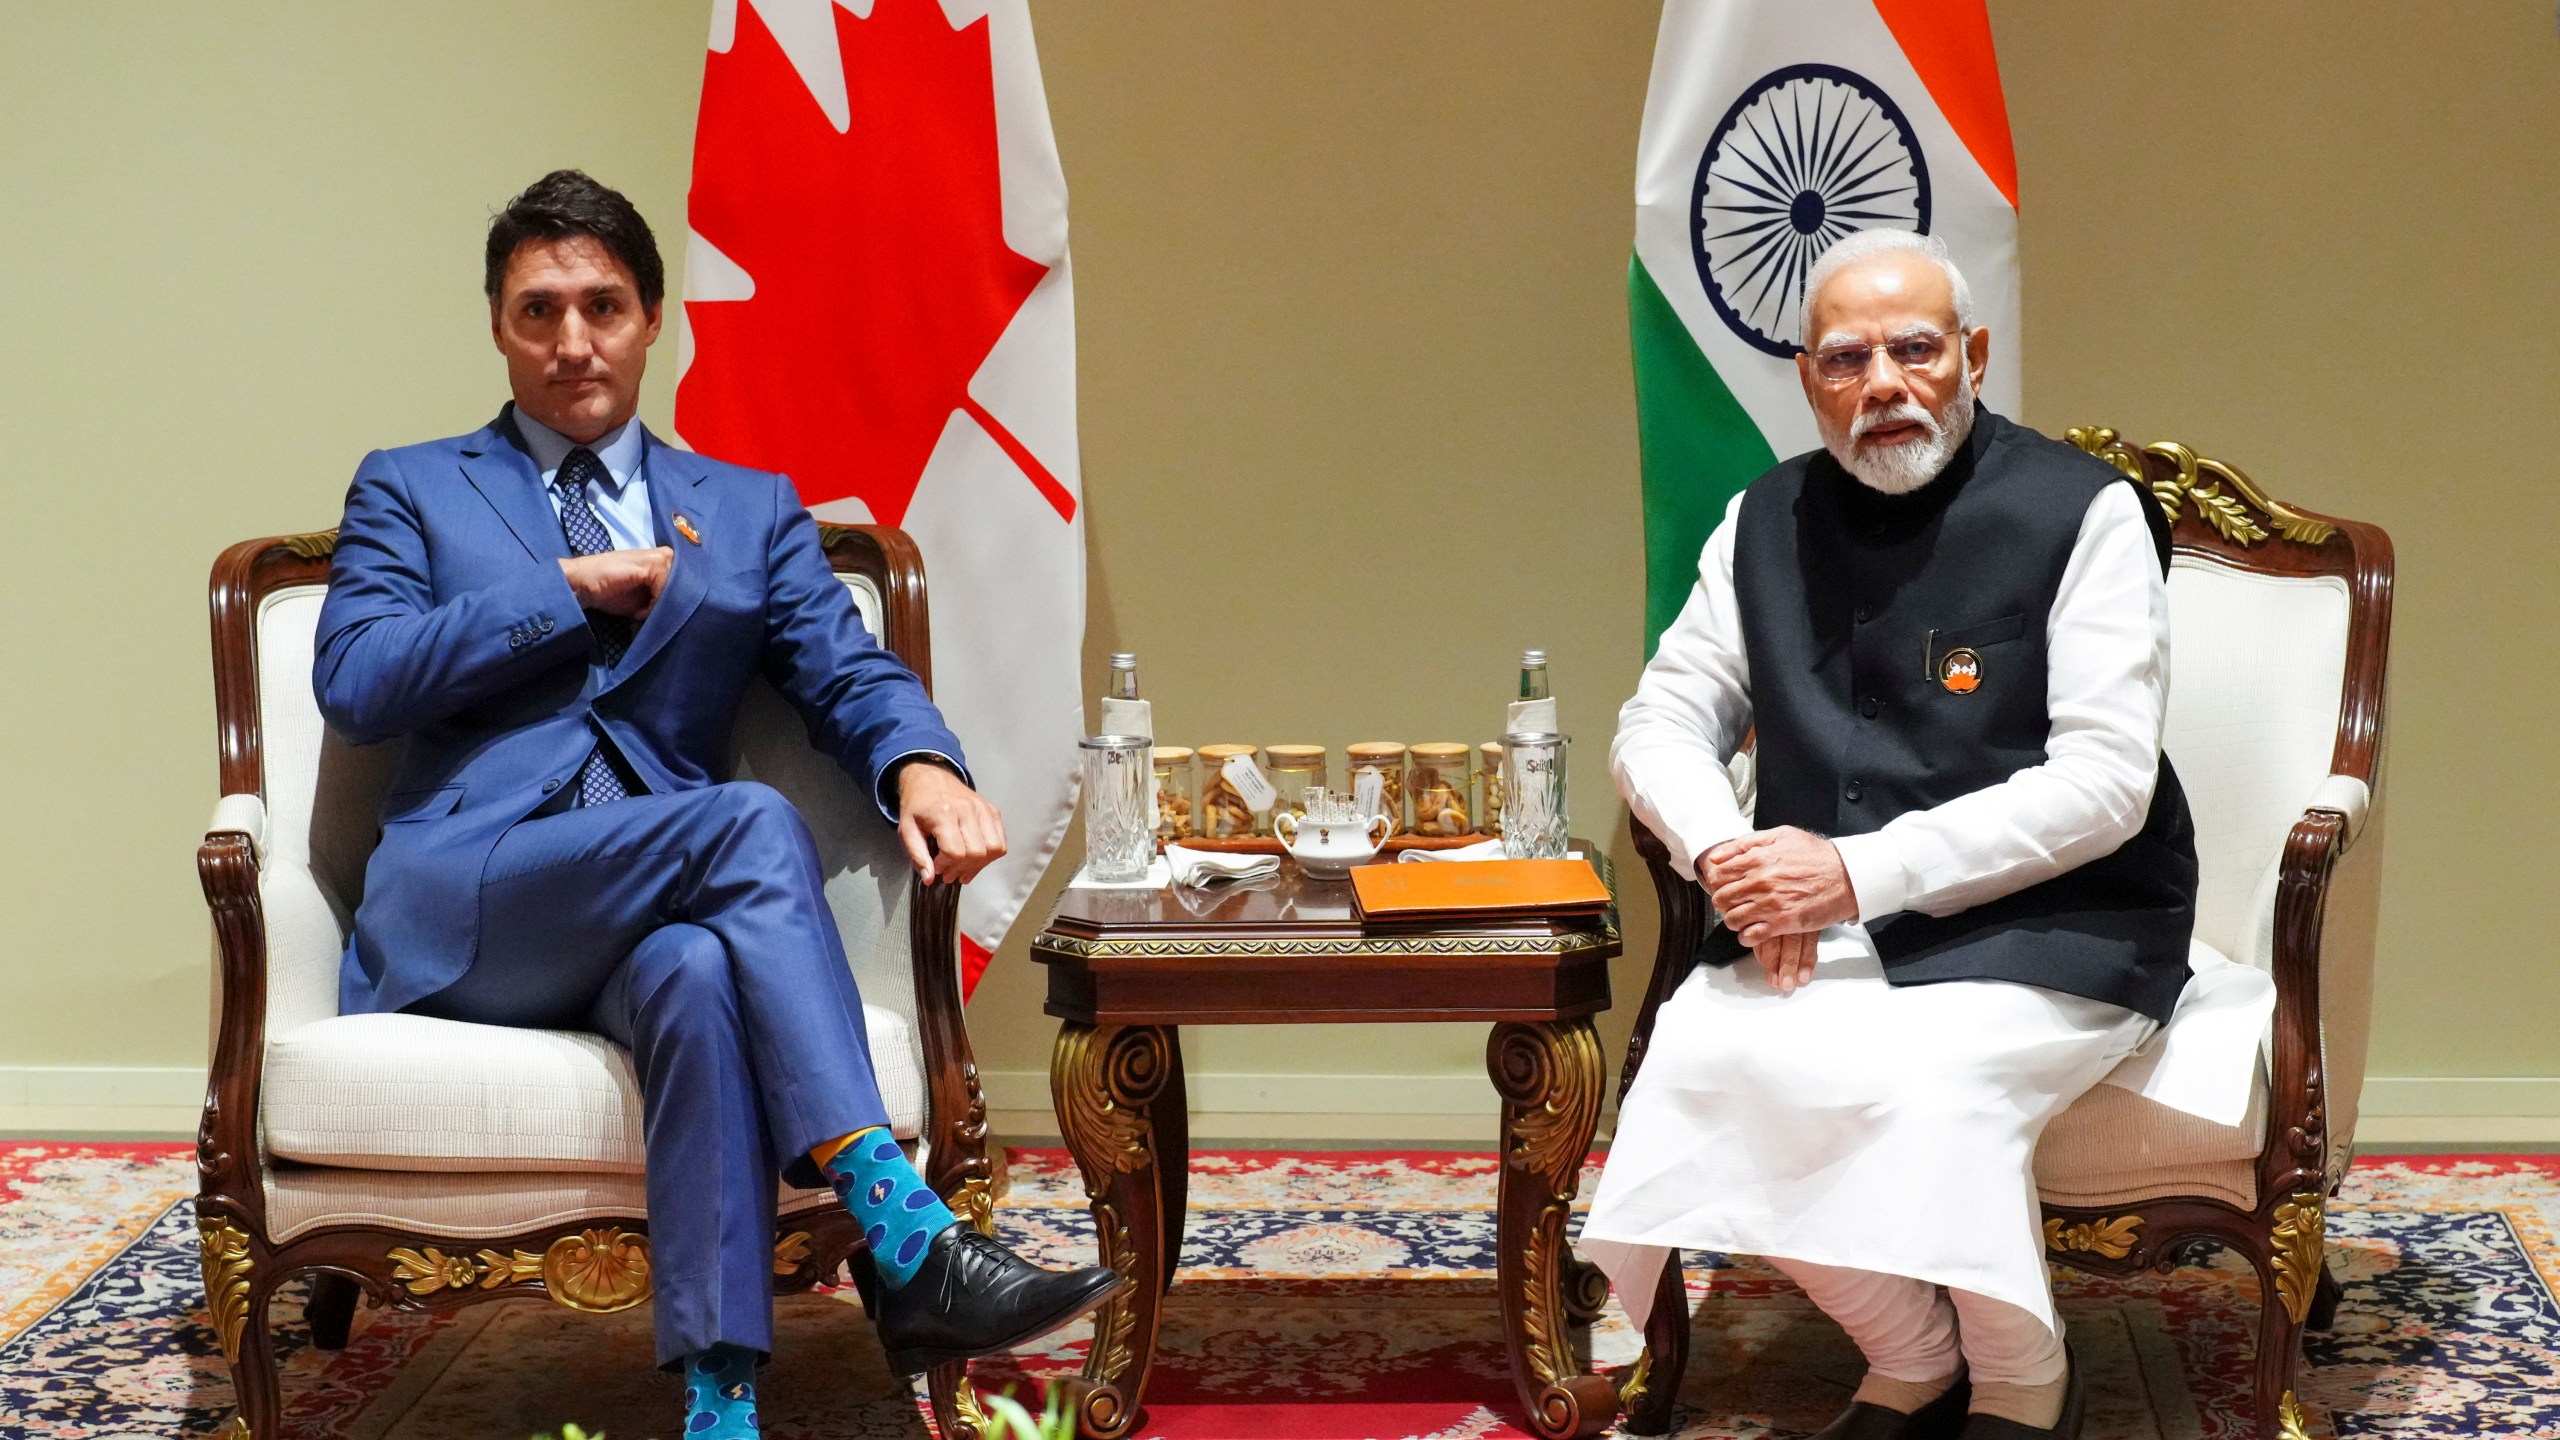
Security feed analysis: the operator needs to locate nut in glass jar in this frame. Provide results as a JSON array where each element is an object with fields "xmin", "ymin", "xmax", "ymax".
[
  {"xmin": 1408, "ymin": 742, "xmax": 1473, "ymax": 836},
  {"xmin": 1151, "ymin": 746, "xmax": 1197, "ymax": 843},
  {"xmin": 1343, "ymin": 741, "xmax": 1408, "ymax": 835},
  {"xmin": 1477, "ymin": 741, "xmax": 1505, "ymax": 837},
  {"xmin": 1194, "ymin": 743, "xmax": 1263, "ymax": 838}
]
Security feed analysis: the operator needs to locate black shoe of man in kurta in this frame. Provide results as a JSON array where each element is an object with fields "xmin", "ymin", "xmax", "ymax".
[{"xmin": 1811, "ymin": 1373, "xmax": 1973, "ymax": 1440}]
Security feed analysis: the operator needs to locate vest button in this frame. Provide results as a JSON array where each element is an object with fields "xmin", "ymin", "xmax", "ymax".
[
  {"xmin": 1854, "ymin": 603, "xmax": 1875, "ymax": 624},
  {"xmin": 1844, "ymin": 780, "xmax": 1864, "ymax": 802},
  {"xmin": 1860, "ymin": 696, "xmax": 1881, "ymax": 718}
]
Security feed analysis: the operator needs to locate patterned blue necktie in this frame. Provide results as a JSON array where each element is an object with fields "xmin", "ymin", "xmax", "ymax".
[{"xmin": 552, "ymin": 447, "xmax": 634, "ymax": 806}]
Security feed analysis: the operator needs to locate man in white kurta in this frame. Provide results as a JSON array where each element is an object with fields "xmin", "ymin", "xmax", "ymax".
[{"xmin": 1580, "ymin": 232, "xmax": 2260, "ymax": 1440}]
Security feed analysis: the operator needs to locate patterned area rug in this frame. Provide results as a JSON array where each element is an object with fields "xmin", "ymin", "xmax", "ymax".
[{"xmin": 2, "ymin": 1143, "xmax": 2555, "ymax": 1438}]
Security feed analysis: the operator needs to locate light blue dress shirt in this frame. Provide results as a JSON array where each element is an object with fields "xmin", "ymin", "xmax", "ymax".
[{"xmin": 515, "ymin": 410, "xmax": 655, "ymax": 550}]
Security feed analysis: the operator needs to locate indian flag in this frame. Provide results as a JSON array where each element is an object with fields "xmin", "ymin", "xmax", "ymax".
[{"xmin": 1631, "ymin": 0, "xmax": 2020, "ymax": 650}]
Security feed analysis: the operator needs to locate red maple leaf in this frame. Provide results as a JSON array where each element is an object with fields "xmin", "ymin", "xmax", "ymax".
[{"xmin": 678, "ymin": 0, "xmax": 1058, "ymax": 526}]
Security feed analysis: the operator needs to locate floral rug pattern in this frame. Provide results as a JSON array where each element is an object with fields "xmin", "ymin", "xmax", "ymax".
[{"xmin": 0, "ymin": 1144, "xmax": 2554, "ymax": 1438}]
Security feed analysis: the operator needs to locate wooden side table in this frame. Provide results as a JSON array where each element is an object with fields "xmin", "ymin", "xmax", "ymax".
[{"xmin": 1029, "ymin": 848, "xmax": 1624, "ymax": 1440}]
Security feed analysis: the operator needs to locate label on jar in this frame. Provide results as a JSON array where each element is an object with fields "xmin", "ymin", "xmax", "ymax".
[
  {"xmin": 1353, "ymin": 768, "xmax": 1385, "ymax": 816},
  {"xmin": 1222, "ymin": 753, "xmax": 1279, "ymax": 813}
]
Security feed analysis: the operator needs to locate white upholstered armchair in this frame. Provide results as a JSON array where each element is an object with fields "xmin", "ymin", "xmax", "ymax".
[
  {"xmin": 1616, "ymin": 429, "xmax": 2393, "ymax": 1440},
  {"xmin": 197, "ymin": 522, "xmax": 1002, "ymax": 1440}
]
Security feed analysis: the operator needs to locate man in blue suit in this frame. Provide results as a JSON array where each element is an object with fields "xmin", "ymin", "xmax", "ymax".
[{"xmin": 316, "ymin": 171, "xmax": 1115, "ymax": 1438}]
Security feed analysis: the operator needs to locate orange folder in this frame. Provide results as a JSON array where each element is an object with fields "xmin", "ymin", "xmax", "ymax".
[{"xmin": 1350, "ymin": 858, "xmax": 1611, "ymax": 923}]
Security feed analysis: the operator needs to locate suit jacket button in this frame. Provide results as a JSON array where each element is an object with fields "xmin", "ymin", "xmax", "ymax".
[
  {"xmin": 537, "ymin": 617, "xmax": 556, "ymax": 634},
  {"xmin": 1844, "ymin": 780, "xmax": 1864, "ymax": 802},
  {"xmin": 1860, "ymin": 696, "xmax": 1881, "ymax": 718},
  {"xmin": 1854, "ymin": 603, "xmax": 1875, "ymax": 624},
  {"xmin": 542, "ymin": 779, "xmax": 561, "ymax": 794}
]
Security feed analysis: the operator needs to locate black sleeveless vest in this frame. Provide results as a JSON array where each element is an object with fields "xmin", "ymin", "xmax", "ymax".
[{"xmin": 1714, "ymin": 408, "xmax": 2197, "ymax": 1023}]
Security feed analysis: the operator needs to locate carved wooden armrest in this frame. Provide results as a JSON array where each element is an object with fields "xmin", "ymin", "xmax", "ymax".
[
  {"xmin": 197, "ymin": 819, "xmax": 271, "ymax": 1219},
  {"xmin": 2257, "ymin": 807, "xmax": 2349, "ymax": 1205},
  {"xmin": 1623, "ymin": 822, "xmax": 1708, "ymax": 1103},
  {"xmin": 907, "ymin": 875, "xmax": 995, "ymax": 1231}
]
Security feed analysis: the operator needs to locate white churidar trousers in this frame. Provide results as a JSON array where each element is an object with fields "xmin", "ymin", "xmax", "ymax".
[{"xmin": 1580, "ymin": 933, "xmax": 2156, "ymax": 1364}]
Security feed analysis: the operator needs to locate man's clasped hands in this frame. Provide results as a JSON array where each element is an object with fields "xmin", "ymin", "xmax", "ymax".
[{"xmin": 1698, "ymin": 827, "xmax": 1861, "ymax": 996}]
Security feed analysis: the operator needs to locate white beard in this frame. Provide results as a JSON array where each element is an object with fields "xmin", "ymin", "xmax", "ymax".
[{"xmin": 1821, "ymin": 366, "xmax": 1977, "ymax": 495}]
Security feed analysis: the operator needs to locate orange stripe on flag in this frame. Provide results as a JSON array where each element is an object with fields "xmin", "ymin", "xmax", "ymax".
[
  {"xmin": 1872, "ymin": 0, "xmax": 2018, "ymax": 208},
  {"xmin": 960, "ymin": 394, "xmax": 1077, "ymax": 524}
]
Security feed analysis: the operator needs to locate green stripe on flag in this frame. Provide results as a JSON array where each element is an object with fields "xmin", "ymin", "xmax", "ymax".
[{"xmin": 1630, "ymin": 252, "xmax": 1776, "ymax": 656}]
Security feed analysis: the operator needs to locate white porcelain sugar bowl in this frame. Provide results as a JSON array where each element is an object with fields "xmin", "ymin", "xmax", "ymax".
[{"xmin": 1272, "ymin": 788, "xmax": 1392, "ymax": 879}]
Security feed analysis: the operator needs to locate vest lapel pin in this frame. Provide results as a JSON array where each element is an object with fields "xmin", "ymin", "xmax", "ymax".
[
  {"xmin": 673, "ymin": 513, "xmax": 703, "ymax": 546},
  {"xmin": 1939, "ymin": 647, "xmax": 1983, "ymax": 694}
]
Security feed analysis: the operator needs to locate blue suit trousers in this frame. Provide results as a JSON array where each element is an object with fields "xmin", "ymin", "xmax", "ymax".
[{"xmin": 407, "ymin": 780, "xmax": 892, "ymax": 1363}]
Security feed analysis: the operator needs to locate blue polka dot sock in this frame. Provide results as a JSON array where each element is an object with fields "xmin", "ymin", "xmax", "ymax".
[
  {"xmin": 819, "ymin": 1126, "xmax": 958, "ymax": 1288},
  {"xmin": 681, "ymin": 1342, "xmax": 759, "ymax": 1437}
]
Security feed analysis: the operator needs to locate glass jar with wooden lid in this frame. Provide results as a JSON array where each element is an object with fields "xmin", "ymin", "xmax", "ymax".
[
  {"xmin": 1263, "ymin": 744, "xmax": 1327, "ymax": 822},
  {"xmin": 1408, "ymin": 743, "xmax": 1473, "ymax": 836},
  {"xmin": 1476, "ymin": 741, "xmax": 1505, "ymax": 837},
  {"xmin": 1151, "ymin": 746, "xmax": 1197, "ymax": 844},
  {"xmin": 1195, "ymin": 743, "xmax": 1262, "ymax": 838},
  {"xmin": 1343, "ymin": 741, "xmax": 1408, "ymax": 835}
]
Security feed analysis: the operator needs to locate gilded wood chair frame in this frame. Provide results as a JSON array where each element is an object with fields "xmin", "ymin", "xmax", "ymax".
[
  {"xmin": 1611, "ymin": 430, "xmax": 2393, "ymax": 1440},
  {"xmin": 198, "ymin": 522, "xmax": 1001, "ymax": 1440}
]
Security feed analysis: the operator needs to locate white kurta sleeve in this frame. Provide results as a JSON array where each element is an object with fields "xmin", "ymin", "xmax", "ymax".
[
  {"xmin": 1828, "ymin": 482, "xmax": 2172, "ymax": 921},
  {"xmin": 1611, "ymin": 493, "xmax": 1755, "ymax": 876}
]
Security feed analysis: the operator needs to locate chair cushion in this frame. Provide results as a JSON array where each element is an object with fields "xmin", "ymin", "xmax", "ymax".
[
  {"xmin": 2036, "ymin": 1067, "xmax": 2266, "ymax": 1212},
  {"xmin": 261, "ymin": 1159, "xmax": 845, "ymax": 1245},
  {"xmin": 264, "ymin": 1008, "xmax": 924, "ymax": 1173}
]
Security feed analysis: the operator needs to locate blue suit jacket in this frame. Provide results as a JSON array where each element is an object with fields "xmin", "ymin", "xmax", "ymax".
[{"xmin": 316, "ymin": 408, "xmax": 967, "ymax": 1016}]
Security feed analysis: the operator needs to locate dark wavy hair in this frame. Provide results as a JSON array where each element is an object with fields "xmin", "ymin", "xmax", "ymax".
[{"xmin": 483, "ymin": 169, "xmax": 665, "ymax": 310}]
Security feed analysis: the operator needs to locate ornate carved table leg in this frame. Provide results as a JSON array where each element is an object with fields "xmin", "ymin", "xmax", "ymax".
[
  {"xmin": 1051, "ymin": 1022, "xmax": 1178, "ymax": 1438},
  {"xmin": 1155, "ymin": 1030, "xmax": 1190, "ymax": 1295},
  {"xmin": 1489, "ymin": 1019, "xmax": 1617, "ymax": 1440}
]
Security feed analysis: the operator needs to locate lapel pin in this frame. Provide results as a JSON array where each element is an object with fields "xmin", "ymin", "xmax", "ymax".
[
  {"xmin": 1939, "ymin": 647, "xmax": 1983, "ymax": 695},
  {"xmin": 673, "ymin": 513, "xmax": 703, "ymax": 546}
]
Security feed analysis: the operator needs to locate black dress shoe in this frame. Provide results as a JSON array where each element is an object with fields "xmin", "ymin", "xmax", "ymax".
[
  {"xmin": 1955, "ymin": 1348, "xmax": 2084, "ymax": 1440},
  {"xmin": 859, "ymin": 1225, "xmax": 1126, "ymax": 1376},
  {"xmin": 1811, "ymin": 1375, "xmax": 1971, "ymax": 1440}
]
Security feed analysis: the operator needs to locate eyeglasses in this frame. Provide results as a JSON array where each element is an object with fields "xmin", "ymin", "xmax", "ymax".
[{"xmin": 1808, "ymin": 329, "xmax": 1961, "ymax": 385}]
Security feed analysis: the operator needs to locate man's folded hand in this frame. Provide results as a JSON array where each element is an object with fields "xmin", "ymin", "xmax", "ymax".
[
  {"xmin": 560, "ymin": 547, "xmax": 674, "ymax": 619},
  {"xmin": 1750, "ymin": 929, "xmax": 1819, "ymax": 995},
  {"xmin": 1701, "ymin": 825, "xmax": 1859, "ymax": 950}
]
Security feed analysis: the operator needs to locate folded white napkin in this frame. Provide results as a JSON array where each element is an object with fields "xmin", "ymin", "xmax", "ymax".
[
  {"xmin": 1067, "ymin": 855, "xmax": 1172, "ymax": 890},
  {"xmin": 1396, "ymin": 839, "xmax": 1508, "ymax": 863},
  {"xmin": 1397, "ymin": 841, "xmax": 1585, "ymax": 863},
  {"xmin": 1164, "ymin": 844, "xmax": 1282, "ymax": 886}
]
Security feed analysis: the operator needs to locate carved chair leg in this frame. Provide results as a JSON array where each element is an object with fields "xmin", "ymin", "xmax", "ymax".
[
  {"xmin": 1619, "ymin": 1251, "xmax": 1689, "ymax": 1437},
  {"xmin": 224, "ymin": 1269, "xmax": 286, "ymax": 1438},
  {"xmin": 2306, "ymin": 1259, "xmax": 2344, "ymax": 1331},
  {"xmin": 304, "ymin": 1271, "xmax": 360, "ymax": 1351},
  {"xmin": 927, "ymin": 1360, "xmax": 988, "ymax": 1440},
  {"xmin": 2251, "ymin": 1249, "xmax": 2313, "ymax": 1440}
]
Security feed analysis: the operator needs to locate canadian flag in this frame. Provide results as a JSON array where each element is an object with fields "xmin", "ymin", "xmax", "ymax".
[{"xmin": 676, "ymin": 0, "xmax": 1083, "ymax": 997}]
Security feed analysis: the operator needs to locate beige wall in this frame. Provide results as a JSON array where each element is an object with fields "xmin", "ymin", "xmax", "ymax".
[{"xmin": 1, "ymin": 3, "xmax": 2551, "ymax": 1132}]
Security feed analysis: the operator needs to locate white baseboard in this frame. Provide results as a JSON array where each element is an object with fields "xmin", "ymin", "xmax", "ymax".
[
  {"xmin": 8, "ymin": 1066, "xmax": 2560, "ymax": 1145},
  {"xmin": 0, "ymin": 1066, "xmax": 204, "ymax": 1134},
  {"xmin": 2355, "ymin": 1077, "xmax": 2560, "ymax": 1142}
]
